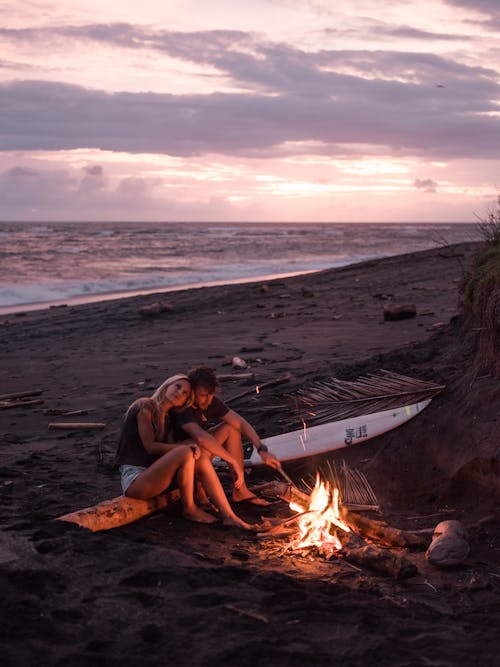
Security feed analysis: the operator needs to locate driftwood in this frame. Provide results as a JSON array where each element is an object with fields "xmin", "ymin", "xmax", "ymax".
[
  {"xmin": 44, "ymin": 409, "xmax": 89, "ymax": 417},
  {"xmin": 0, "ymin": 399, "xmax": 44, "ymax": 410},
  {"xmin": 227, "ymin": 372, "xmax": 292, "ymax": 403},
  {"xmin": 0, "ymin": 390, "xmax": 42, "ymax": 401},
  {"xmin": 217, "ymin": 373, "xmax": 255, "ymax": 382},
  {"xmin": 48, "ymin": 422, "xmax": 106, "ymax": 430},
  {"xmin": 56, "ymin": 490, "xmax": 180, "ymax": 531}
]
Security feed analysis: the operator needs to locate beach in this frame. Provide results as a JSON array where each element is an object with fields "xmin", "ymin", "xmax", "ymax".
[{"xmin": 1, "ymin": 241, "xmax": 499, "ymax": 666}]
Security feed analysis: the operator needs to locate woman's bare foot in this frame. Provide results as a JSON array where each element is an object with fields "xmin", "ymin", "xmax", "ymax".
[
  {"xmin": 231, "ymin": 491, "xmax": 272, "ymax": 507},
  {"xmin": 183, "ymin": 506, "xmax": 218, "ymax": 524},
  {"xmin": 221, "ymin": 515, "xmax": 255, "ymax": 531}
]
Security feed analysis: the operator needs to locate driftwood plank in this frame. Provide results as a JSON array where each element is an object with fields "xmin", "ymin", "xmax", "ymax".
[
  {"xmin": 0, "ymin": 390, "xmax": 42, "ymax": 401},
  {"xmin": 56, "ymin": 490, "xmax": 180, "ymax": 531},
  {"xmin": 0, "ymin": 399, "xmax": 44, "ymax": 410},
  {"xmin": 48, "ymin": 422, "xmax": 106, "ymax": 430}
]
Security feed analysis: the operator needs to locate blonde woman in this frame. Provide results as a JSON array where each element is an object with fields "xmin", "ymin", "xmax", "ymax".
[{"xmin": 115, "ymin": 374, "xmax": 252, "ymax": 529}]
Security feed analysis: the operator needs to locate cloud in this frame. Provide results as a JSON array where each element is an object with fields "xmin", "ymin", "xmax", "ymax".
[
  {"xmin": 1, "ymin": 65, "xmax": 500, "ymax": 162},
  {"xmin": 443, "ymin": 0, "xmax": 498, "ymax": 14},
  {"xmin": 414, "ymin": 178, "xmax": 438, "ymax": 193}
]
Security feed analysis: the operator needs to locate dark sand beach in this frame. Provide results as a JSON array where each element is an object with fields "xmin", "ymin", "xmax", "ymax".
[{"xmin": 1, "ymin": 242, "xmax": 499, "ymax": 666}]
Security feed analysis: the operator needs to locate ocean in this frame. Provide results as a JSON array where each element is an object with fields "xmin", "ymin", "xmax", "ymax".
[{"xmin": 0, "ymin": 221, "xmax": 478, "ymax": 314}]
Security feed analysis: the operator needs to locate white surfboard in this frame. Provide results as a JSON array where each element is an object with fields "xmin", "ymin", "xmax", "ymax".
[{"xmin": 246, "ymin": 399, "xmax": 431, "ymax": 466}]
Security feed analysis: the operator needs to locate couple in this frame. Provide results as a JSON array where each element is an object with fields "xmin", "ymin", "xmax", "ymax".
[{"xmin": 115, "ymin": 366, "xmax": 281, "ymax": 530}]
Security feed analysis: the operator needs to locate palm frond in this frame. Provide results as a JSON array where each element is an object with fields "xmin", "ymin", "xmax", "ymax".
[
  {"xmin": 304, "ymin": 461, "xmax": 380, "ymax": 510},
  {"xmin": 288, "ymin": 370, "xmax": 444, "ymax": 425}
]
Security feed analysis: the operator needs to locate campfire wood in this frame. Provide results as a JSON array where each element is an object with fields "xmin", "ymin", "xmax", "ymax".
[{"xmin": 254, "ymin": 480, "xmax": 425, "ymax": 578}]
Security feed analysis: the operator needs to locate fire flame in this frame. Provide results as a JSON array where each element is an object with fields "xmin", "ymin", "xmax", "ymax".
[
  {"xmin": 289, "ymin": 473, "xmax": 350, "ymax": 554},
  {"xmin": 255, "ymin": 385, "xmax": 260, "ymax": 394}
]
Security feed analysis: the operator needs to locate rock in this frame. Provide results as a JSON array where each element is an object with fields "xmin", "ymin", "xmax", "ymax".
[
  {"xmin": 138, "ymin": 302, "xmax": 174, "ymax": 317},
  {"xmin": 232, "ymin": 356, "xmax": 247, "ymax": 369},
  {"xmin": 426, "ymin": 533, "xmax": 470, "ymax": 567},
  {"xmin": 383, "ymin": 304, "xmax": 417, "ymax": 321},
  {"xmin": 426, "ymin": 519, "xmax": 470, "ymax": 568},
  {"xmin": 433, "ymin": 519, "xmax": 467, "ymax": 540}
]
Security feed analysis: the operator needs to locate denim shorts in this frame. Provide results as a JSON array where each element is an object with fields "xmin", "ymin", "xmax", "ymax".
[{"xmin": 119, "ymin": 464, "xmax": 146, "ymax": 494}]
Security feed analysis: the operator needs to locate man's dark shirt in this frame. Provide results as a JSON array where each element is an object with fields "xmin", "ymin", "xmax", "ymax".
[{"xmin": 171, "ymin": 396, "xmax": 229, "ymax": 441}]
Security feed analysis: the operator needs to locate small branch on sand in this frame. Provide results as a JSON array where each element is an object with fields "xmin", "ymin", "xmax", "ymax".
[
  {"xmin": 0, "ymin": 390, "xmax": 42, "ymax": 401},
  {"xmin": 44, "ymin": 409, "xmax": 89, "ymax": 416},
  {"xmin": 216, "ymin": 373, "xmax": 255, "ymax": 382},
  {"xmin": 226, "ymin": 372, "xmax": 292, "ymax": 403},
  {"xmin": 224, "ymin": 604, "xmax": 269, "ymax": 624},
  {"xmin": 48, "ymin": 422, "xmax": 106, "ymax": 430},
  {"xmin": 0, "ymin": 399, "xmax": 44, "ymax": 410}
]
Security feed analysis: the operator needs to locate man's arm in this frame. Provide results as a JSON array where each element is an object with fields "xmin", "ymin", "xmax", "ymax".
[
  {"xmin": 222, "ymin": 409, "xmax": 281, "ymax": 469},
  {"xmin": 180, "ymin": 421, "xmax": 239, "ymax": 466}
]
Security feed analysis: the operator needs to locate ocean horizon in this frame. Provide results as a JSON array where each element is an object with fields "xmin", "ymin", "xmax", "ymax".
[{"xmin": 0, "ymin": 221, "xmax": 479, "ymax": 315}]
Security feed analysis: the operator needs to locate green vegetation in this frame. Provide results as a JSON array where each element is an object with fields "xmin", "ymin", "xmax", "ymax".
[{"xmin": 461, "ymin": 202, "xmax": 500, "ymax": 377}]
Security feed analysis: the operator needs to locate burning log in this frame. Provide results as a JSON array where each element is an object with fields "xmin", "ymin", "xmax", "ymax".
[
  {"xmin": 340, "ymin": 507, "xmax": 429, "ymax": 549},
  {"xmin": 254, "ymin": 477, "xmax": 421, "ymax": 577},
  {"xmin": 56, "ymin": 490, "xmax": 180, "ymax": 531}
]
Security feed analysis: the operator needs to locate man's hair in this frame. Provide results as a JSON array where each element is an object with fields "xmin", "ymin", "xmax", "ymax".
[{"xmin": 188, "ymin": 366, "xmax": 218, "ymax": 392}]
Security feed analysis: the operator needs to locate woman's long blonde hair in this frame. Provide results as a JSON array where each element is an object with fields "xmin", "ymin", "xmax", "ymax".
[{"xmin": 125, "ymin": 374, "xmax": 192, "ymax": 441}]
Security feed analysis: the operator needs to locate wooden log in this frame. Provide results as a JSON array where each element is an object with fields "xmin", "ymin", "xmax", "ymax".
[
  {"xmin": 337, "ymin": 542, "xmax": 418, "ymax": 579},
  {"xmin": 56, "ymin": 490, "xmax": 180, "ymax": 531},
  {"xmin": 216, "ymin": 373, "xmax": 255, "ymax": 382},
  {"xmin": 48, "ymin": 422, "xmax": 106, "ymax": 430},
  {"xmin": 0, "ymin": 390, "xmax": 42, "ymax": 401},
  {"xmin": 340, "ymin": 507, "xmax": 429, "ymax": 549},
  {"xmin": 0, "ymin": 399, "xmax": 44, "ymax": 410}
]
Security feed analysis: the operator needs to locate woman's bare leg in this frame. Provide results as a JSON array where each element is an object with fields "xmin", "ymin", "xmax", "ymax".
[
  {"xmin": 195, "ymin": 454, "xmax": 254, "ymax": 530},
  {"xmin": 126, "ymin": 445, "xmax": 217, "ymax": 524}
]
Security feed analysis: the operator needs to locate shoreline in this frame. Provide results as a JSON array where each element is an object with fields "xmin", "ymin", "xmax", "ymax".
[
  {"xmin": 0, "ymin": 239, "xmax": 474, "ymax": 316},
  {"xmin": 0, "ymin": 268, "xmax": 325, "ymax": 316}
]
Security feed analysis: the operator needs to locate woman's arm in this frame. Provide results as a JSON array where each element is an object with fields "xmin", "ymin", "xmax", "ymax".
[{"xmin": 137, "ymin": 407, "xmax": 181, "ymax": 457}]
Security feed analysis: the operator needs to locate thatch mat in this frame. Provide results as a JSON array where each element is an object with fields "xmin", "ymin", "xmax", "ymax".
[{"xmin": 1, "ymin": 242, "xmax": 498, "ymax": 666}]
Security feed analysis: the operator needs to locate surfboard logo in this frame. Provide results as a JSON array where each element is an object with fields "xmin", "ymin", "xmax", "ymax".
[{"xmin": 344, "ymin": 424, "xmax": 367, "ymax": 445}]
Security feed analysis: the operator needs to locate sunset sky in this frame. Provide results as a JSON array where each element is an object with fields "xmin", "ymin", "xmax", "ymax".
[{"xmin": 1, "ymin": 0, "xmax": 500, "ymax": 222}]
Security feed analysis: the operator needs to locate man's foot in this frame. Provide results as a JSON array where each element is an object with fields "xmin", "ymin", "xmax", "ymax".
[
  {"xmin": 232, "ymin": 492, "xmax": 272, "ymax": 507},
  {"xmin": 183, "ymin": 506, "xmax": 218, "ymax": 524}
]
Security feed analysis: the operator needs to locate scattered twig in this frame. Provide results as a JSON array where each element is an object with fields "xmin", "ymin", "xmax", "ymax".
[
  {"xmin": 43, "ymin": 409, "xmax": 89, "ymax": 416},
  {"xmin": 226, "ymin": 372, "xmax": 292, "ymax": 403},
  {"xmin": 224, "ymin": 604, "xmax": 269, "ymax": 624}
]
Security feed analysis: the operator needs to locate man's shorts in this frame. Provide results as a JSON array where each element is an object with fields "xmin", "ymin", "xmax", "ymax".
[{"xmin": 119, "ymin": 464, "xmax": 146, "ymax": 494}]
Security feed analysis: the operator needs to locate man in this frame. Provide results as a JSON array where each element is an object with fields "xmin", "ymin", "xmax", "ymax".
[{"xmin": 172, "ymin": 366, "xmax": 281, "ymax": 506}]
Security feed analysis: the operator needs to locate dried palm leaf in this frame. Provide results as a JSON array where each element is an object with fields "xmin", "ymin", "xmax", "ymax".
[{"xmin": 288, "ymin": 370, "xmax": 444, "ymax": 426}]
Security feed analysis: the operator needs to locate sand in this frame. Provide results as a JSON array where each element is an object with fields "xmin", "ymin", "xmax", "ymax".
[{"xmin": 1, "ymin": 241, "xmax": 499, "ymax": 666}]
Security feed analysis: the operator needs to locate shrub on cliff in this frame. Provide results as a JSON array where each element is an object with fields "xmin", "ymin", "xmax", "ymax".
[{"xmin": 461, "ymin": 200, "xmax": 500, "ymax": 377}]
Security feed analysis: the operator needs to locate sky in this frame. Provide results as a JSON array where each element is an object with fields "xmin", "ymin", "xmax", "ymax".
[{"xmin": 1, "ymin": 0, "xmax": 500, "ymax": 223}]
